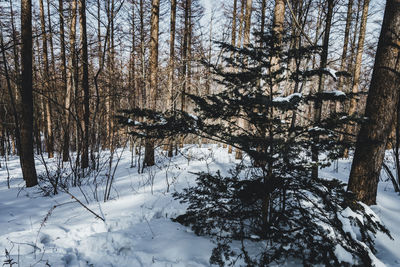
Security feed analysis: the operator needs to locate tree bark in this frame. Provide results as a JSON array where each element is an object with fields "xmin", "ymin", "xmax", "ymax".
[
  {"xmin": 47, "ymin": 0, "xmax": 57, "ymax": 79},
  {"xmin": 166, "ymin": 0, "xmax": 177, "ymax": 157},
  {"xmin": 272, "ymin": 0, "xmax": 285, "ymax": 46},
  {"xmin": 0, "ymin": 30, "xmax": 21, "ymax": 158},
  {"xmin": 20, "ymin": 0, "xmax": 38, "ymax": 187},
  {"xmin": 140, "ymin": 0, "xmax": 146, "ymax": 110},
  {"xmin": 270, "ymin": 0, "xmax": 286, "ymax": 94},
  {"xmin": 343, "ymin": 0, "xmax": 370, "ymax": 158},
  {"xmin": 312, "ymin": 0, "xmax": 334, "ymax": 179},
  {"xmin": 59, "ymin": 0, "xmax": 68, "ymax": 161},
  {"xmin": 348, "ymin": 0, "xmax": 370, "ymax": 116},
  {"xmin": 79, "ymin": 0, "xmax": 90, "ymax": 169},
  {"xmin": 9, "ymin": 0, "xmax": 21, "ymax": 104},
  {"xmin": 335, "ymin": 0, "xmax": 354, "ymax": 115},
  {"xmin": 231, "ymin": 0, "xmax": 238, "ymax": 52},
  {"xmin": 143, "ymin": 0, "xmax": 160, "ymax": 167},
  {"xmin": 237, "ymin": 0, "xmax": 245, "ymax": 48},
  {"xmin": 106, "ymin": 0, "xmax": 116, "ymax": 150},
  {"xmin": 348, "ymin": 0, "xmax": 362, "ymax": 85},
  {"xmin": 260, "ymin": 0, "xmax": 266, "ymax": 42},
  {"xmin": 39, "ymin": 0, "xmax": 54, "ymax": 158},
  {"xmin": 243, "ymin": 0, "xmax": 252, "ymax": 48},
  {"xmin": 228, "ymin": 0, "xmax": 238, "ymax": 154},
  {"xmin": 235, "ymin": 0, "xmax": 253, "ymax": 160},
  {"xmin": 63, "ymin": 0, "xmax": 78, "ymax": 162},
  {"xmin": 347, "ymin": 0, "xmax": 400, "ymax": 205},
  {"xmin": 337, "ymin": 0, "xmax": 354, "ymax": 94},
  {"xmin": 179, "ymin": 0, "xmax": 191, "ymax": 149}
]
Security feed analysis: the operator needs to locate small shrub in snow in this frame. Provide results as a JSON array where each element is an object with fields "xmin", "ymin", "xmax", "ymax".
[{"xmin": 3, "ymin": 249, "xmax": 17, "ymax": 267}]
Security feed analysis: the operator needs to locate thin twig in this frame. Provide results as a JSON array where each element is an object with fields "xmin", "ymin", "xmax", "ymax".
[
  {"xmin": 62, "ymin": 189, "xmax": 105, "ymax": 222},
  {"xmin": 382, "ymin": 162, "xmax": 400, "ymax": 193}
]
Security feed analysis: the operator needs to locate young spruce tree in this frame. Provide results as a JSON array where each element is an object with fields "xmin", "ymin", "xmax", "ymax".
[{"xmin": 118, "ymin": 32, "xmax": 390, "ymax": 266}]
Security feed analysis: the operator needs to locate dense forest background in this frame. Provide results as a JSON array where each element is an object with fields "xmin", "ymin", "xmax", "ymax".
[
  {"xmin": 1, "ymin": 0, "xmax": 400, "ymax": 266},
  {"xmin": 0, "ymin": 0, "xmax": 385, "ymax": 172}
]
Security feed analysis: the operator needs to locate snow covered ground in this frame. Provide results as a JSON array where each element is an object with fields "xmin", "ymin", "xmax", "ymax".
[{"xmin": 0, "ymin": 145, "xmax": 399, "ymax": 266}]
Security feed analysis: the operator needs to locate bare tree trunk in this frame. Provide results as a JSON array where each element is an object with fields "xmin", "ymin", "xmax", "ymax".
[
  {"xmin": 140, "ymin": 0, "xmax": 146, "ymax": 111},
  {"xmin": 79, "ymin": 0, "xmax": 90, "ymax": 169},
  {"xmin": 307, "ymin": 1, "xmax": 323, "ymax": 122},
  {"xmin": 231, "ymin": 0, "xmax": 238, "ymax": 53},
  {"xmin": 260, "ymin": 0, "xmax": 266, "ymax": 40},
  {"xmin": 143, "ymin": 0, "xmax": 160, "ymax": 167},
  {"xmin": 0, "ymin": 29, "xmax": 21, "ymax": 158},
  {"xmin": 237, "ymin": 0, "xmax": 245, "ymax": 48},
  {"xmin": 181, "ymin": 0, "xmax": 191, "ymax": 112},
  {"xmin": 166, "ymin": 0, "xmax": 176, "ymax": 157},
  {"xmin": 312, "ymin": 0, "xmax": 334, "ymax": 179},
  {"xmin": 128, "ymin": 0, "xmax": 137, "ymax": 157},
  {"xmin": 337, "ymin": 0, "xmax": 354, "ymax": 95},
  {"xmin": 8, "ymin": 0, "xmax": 21, "ymax": 156},
  {"xmin": 107, "ymin": 0, "xmax": 116, "ymax": 150},
  {"xmin": 129, "ymin": 0, "xmax": 137, "ymax": 109},
  {"xmin": 335, "ymin": 0, "xmax": 354, "ymax": 116},
  {"xmin": 98, "ymin": 0, "xmax": 102, "ymax": 58},
  {"xmin": 272, "ymin": 0, "xmax": 285, "ymax": 47},
  {"xmin": 47, "ymin": 0, "xmax": 59, "ymax": 150},
  {"xmin": 39, "ymin": 0, "xmax": 54, "ymax": 158},
  {"xmin": 187, "ymin": 3, "xmax": 193, "ymax": 97},
  {"xmin": 203, "ymin": 8, "xmax": 215, "ymax": 148},
  {"xmin": 235, "ymin": 0, "xmax": 253, "ymax": 160},
  {"xmin": 270, "ymin": 0, "xmax": 285, "ymax": 85},
  {"xmin": 32, "ymin": 26, "xmax": 44, "ymax": 155},
  {"xmin": 243, "ymin": 0, "xmax": 252, "ymax": 55},
  {"xmin": 91, "ymin": 0, "xmax": 103, "ymax": 164},
  {"xmin": 47, "ymin": 0, "xmax": 57, "ymax": 79},
  {"xmin": 347, "ymin": 0, "xmax": 362, "ymax": 90},
  {"xmin": 288, "ymin": 0, "xmax": 305, "ymax": 128},
  {"xmin": 348, "ymin": 0, "xmax": 370, "ymax": 116},
  {"xmin": 105, "ymin": 0, "xmax": 112, "ymax": 149},
  {"xmin": 227, "ymin": 0, "xmax": 238, "ymax": 154},
  {"xmin": 179, "ymin": 0, "xmax": 191, "ymax": 149},
  {"xmin": 63, "ymin": 0, "xmax": 77, "ymax": 162},
  {"xmin": 343, "ymin": 0, "xmax": 370, "ymax": 158},
  {"xmin": 20, "ymin": 0, "xmax": 38, "ymax": 187},
  {"xmin": 9, "ymin": 0, "xmax": 21, "ymax": 104},
  {"xmin": 59, "ymin": 0, "xmax": 68, "ymax": 161},
  {"xmin": 348, "ymin": 0, "xmax": 400, "ymax": 205}
]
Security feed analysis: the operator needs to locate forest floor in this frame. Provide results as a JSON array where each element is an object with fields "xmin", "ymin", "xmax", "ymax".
[{"xmin": 0, "ymin": 145, "xmax": 399, "ymax": 266}]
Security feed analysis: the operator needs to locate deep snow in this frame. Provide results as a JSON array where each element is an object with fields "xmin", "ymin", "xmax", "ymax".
[{"xmin": 0, "ymin": 145, "xmax": 399, "ymax": 266}]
